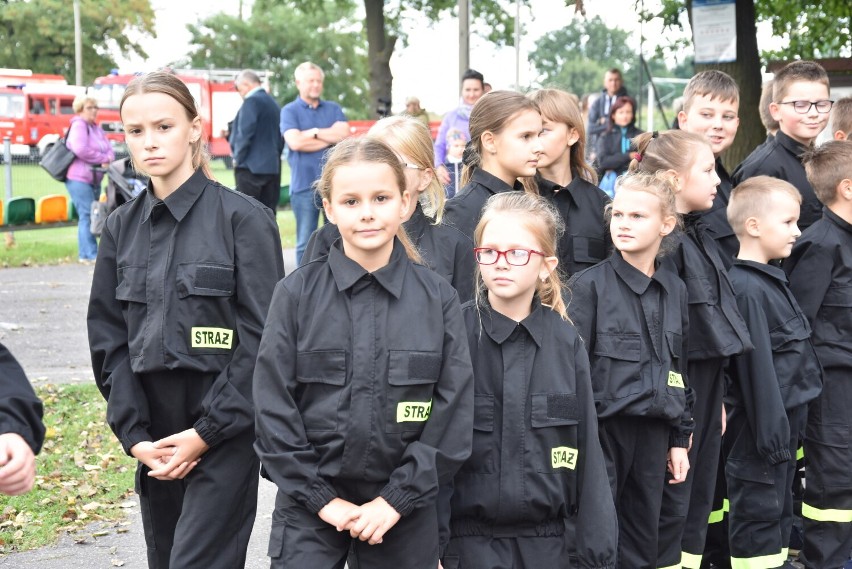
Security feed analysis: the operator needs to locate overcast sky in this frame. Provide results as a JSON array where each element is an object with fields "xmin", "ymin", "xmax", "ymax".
[{"xmin": 118, "ymin": 0, "xmax": 778, "ymax": 114}]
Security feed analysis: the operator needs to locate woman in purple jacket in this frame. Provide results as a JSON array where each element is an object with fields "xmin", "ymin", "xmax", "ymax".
[{"xmin": 65, "ymin": 94, "xmax": 114, "ymax": 263}]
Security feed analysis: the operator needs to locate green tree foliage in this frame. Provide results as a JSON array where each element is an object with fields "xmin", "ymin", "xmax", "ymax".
[
  {"xmin": 183, "ymin": 1, "xmax": 371, "ymax": 118},
  {"xmin": 0, "ymin": 0, "xmax": 155, "ymax": 84},
  {"xmin": 529, "ymin": 16, "xmax": 691, "ymax": 98}
]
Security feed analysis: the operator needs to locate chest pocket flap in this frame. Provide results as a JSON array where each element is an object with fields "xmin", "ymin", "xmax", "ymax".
[
  {"xmin": 388, "ymin": 350, "xmax": 442, "ymax": 385},
  {"xmin": 531, "ymin": 393, "xmax": 579, "ymax": 428},
  {"xmin": 296, "ymin": 350, "xmax": 347, "ymax": 386},
  {"xmin": 571, "ymin": 235, "xmax": 607, "ymax": 264},
  {"xmin": 115, "ymin": 265, "xmax": 147, "ymax": 303},
  {"xmin": 177, "ymin": 262, "xmax": 235, "ymax": 298},
  {"xmin": 593, "ymin": 333, "xmax": 641, "ymax": 362}
]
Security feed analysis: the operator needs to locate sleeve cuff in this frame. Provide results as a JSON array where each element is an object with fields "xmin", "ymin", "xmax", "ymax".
[
  {"xmin": 669, "ymin": 433, "xmax": 691, "ymax": 449},
  {"xmin": 766, "ymin": 448, "xmax": 792, "ymax": 465},
  {"xmin": 193, "ymin": 417, "xmax": 224, "ymax": 449},
  {"xmin": 305, "ymin": 482, "xmax": 338, "ymax": 514},
  {"xmin": 120, "ymin": 427, "xmax": 153, "ymax": 456},
  {"xmin": 379, "ymin": 484, "xmax": 414, "ymax": 517}
]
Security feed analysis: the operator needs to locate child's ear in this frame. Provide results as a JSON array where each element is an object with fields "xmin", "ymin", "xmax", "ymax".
[
  {"xmin": 541, "ymin": 255, "xmax": 558, "ymax": 280},
  {"xmin": 322, "ymin": 198, "xmax": 335, "ymax": 224},
  {"xmin": 769, "ymin": 101, "xmax": 782, "ymax": 123},
  {"xmin": 744, "ymin": 216, "xmax": 761, "ymax": 237},
  {"xmin": 481, "ymin": 131, "xmax": 496, "ymax": 155},
  {"xmin": 839, "ymin": 178, "xmax": 852, "ymax": 200},
  {"xmin": 399, "ymin": 189, "xmax": 411, "ymax": 219},
  {"xmin": 660, "ymin": 214, "xmax": 677, "ymax": 237},
  {"xmin": 418, "ymin": 168, "xmax": 434, "ymax": 193},
  {"xmin": 676, "ymin": 110, "xmax": 687, "ymax": 129},
  {"xmin": 567, "ymin": 127, "xmax": 580, "ymax": 147},
  {"xmin": 189, "ymin": 116, "xmax": 203, "ymax": 144},
  {"xmin": 662, "ymin": 169, "xmax": 680, "ymax": 190},
  {"xmin": 834, "ymin": 130, "xmax": 850, "ymax": 141}
]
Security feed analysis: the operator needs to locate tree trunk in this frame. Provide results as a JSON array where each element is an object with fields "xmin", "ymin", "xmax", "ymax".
[
  {"xmin": 687, "ymin": 0, "xmax": 763, "ymax": 170},
  {"xmin": 364, "ymin": 0, "xmax": 396, "ymax": 118}
]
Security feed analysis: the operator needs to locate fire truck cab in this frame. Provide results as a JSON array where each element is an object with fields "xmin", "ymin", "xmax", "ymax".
[{"xmin": 0, "ymin": 69, "xmax": 83, "ymax": 158}]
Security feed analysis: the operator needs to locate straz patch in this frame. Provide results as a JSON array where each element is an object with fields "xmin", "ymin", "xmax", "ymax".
[
  {"xmin": 667, "ymin": 371, "xmax": 684, "ymax": 388},
  {"xmin": 396, "ymin": 401, "xmax": 432, "ymax": 422},
  {"xmin": 191, "ymin": 327, "xmax": 233, "ymax": 349},
  {"xmin": 551, "ymin": 447, "xmax": 578, "ymax": 470}
]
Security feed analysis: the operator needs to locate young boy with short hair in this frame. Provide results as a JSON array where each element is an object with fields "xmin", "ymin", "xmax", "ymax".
[
  {"xmin": 732, "ymin": 61, "xmax": 833, "ymax": 231},
  {"xmin": 678, "ymin": 69, "xmax": 741, "ymax": 260},
  {"xmin": 783, "ymin": 140, "xmax": 852, "ymax": 569},
  {"xmin": 724, "ymin": 176, "xmax": 823, "ymax": 569},
  {"xmin": 829, "ymin": 96, "xmax": 852, "ymax": 141}
]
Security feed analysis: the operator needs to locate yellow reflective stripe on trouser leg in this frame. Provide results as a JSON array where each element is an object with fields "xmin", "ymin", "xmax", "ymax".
[
  {"xmin": 680, "ymin": 550, "xmax": 702, "ymax": 568},
  {"xmin": 802, "ymin": 502, "xmax": 852, "ymax": 522},
  {"xmin": 708, "ymin": 498, "xmax": 730, "ymax": 524},
  {"xmin": 796, "ymin": 445, "xmax": 804, "ymax": 461},
  {"xmin": 730, "ymin": 549, "xmax": 787, "ymax": 569}
]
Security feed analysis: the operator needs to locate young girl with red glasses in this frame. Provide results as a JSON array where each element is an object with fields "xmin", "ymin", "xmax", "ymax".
[{"xmin": 441, "ymin": 191, "xmax": 616, "ymax": 569}]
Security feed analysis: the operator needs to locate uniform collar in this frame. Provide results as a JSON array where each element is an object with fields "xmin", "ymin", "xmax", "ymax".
[
  {"xmin": 733, "ymin": 258, "xmax": 788, "ymax": 283},
  {"xmin": 609, "ymin": 250, "xmax": 678, "ymax": 295},
  {"xmin": 140, "ymin": 168, "xmax": 207, "ymax": 224},
  {"xmin": 245, "ymin": 86, "xmax": 264, "ymax": 99},
  {"xmin": 327, "ymin": 238, "xmax": 408, "ymax": 299},
  {"xmin": 775, "ymin": 129, "xmax": 808, "ymax": 157},
  {"xmin": 471, "ymin": 167, "xmax": 525, "ymax": 194},
  {"xmin": 403, "ymin": 203, "xmax": 429, "ymax": 242},
  {"xmin": 823, "ymin": 206, "xmax": 852, "ymax": 234},
  {"xmin": 480, "ymin": 297, "xmax": 545, "ymax": 347},
  {"xmin": 295, "ymin": 96, "xmax": 325, "ymax": 110},
  {"xmin": 536, "ymin": 173, "xmax": 580, "ymax": 206}
]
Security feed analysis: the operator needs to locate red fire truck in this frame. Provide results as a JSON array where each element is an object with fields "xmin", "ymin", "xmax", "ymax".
[
  {"xmin": 89, "ymin": 69, "xmax": 271, "ymax": 158},
  {"xmin": 0, "ymin": 68, "xmax": 84, "ymax": 158}
]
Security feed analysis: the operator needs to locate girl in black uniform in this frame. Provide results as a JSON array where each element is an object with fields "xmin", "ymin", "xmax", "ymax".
[
  {"xmin": 568, "ymin": 171, "xmax": 694, "ymax": 568},
  {"xmin": 302, "ymin": 115, "xmax": 475, "ymax": 301},
  {"xmin": 87, "ymin": 72, "xmax": 285, "ymax": 569},
  {"xmin": 629, "ymin": 131, "xmax": 752, "ymax": 569},
  {"xmin": 253, "ymin": 138, "xmax": 474, "ymax": 569},
  {"xmin": 442, "ymin": 192, "xmax": 617, "ymax": 569},
  {"xmin": 442, "ymin": 90, "xmax": 543, "ymax": 242},
  {"xmin": 527, "ymin": 88, "xmax": 612, "ymax": 278}
]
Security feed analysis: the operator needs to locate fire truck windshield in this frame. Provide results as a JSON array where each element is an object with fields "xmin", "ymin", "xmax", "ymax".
[
  {"xmin": 89, "ymin": 83, "xmax": 125, "ymax": 110},
  {"xmin": 0, "ymin": 92, "xmax": 25, "ymax": 119}
]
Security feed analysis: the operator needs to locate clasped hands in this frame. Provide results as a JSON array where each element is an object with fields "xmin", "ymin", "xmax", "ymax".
[
  {"xmin": 130, "ymin": 428, "xmax": 209, "ymax": 481},
  {"xmin": 319, "ymin": 496, "xmax": 401, "ymax": 545}
]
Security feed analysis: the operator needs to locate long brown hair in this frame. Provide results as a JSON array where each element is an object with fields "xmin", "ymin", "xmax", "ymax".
[
  {"xmin": 528, "ymin": 88, "xmax": 598, "ymax": 185},
  {"xmin": 315, "ymin": 137, "xmax": 422, "ymax": 264},
  {"xmin": 473, "ymin": 192, "xmax": 569, "ymax": 321},
  {"xmin": 461, "ymin": 90, "xmax": 540, "ymax": 187},
  {"xmin": 119, "ymin": 71, "xmax": 211, "ymax": 178}
]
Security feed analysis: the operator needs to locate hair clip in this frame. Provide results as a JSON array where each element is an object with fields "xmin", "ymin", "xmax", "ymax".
[
  {"xmin": 651, "ymin": 131, "xmax": 659, "ymax": 139},
  {"xmin": 633, "ymin": 152, "xmax": 643, "ymax": 162}
]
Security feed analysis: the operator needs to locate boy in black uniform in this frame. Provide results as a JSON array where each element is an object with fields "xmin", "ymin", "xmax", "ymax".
[
  {"xmin": 0, "ymin": 342, "xmax": 44, "ymax": 496},
  {"xmin": 677, "ymin": 70, "xmax": 741, "ymax": 262},
  {"xmin": 783, "ymin": 141, "xmax": 852, "ymax": 569},
  {"xmin": 732, "ymin": 61, "xmax": 832, "ymax": 231},
  {"xmin": 830, "ymin": 96, "xmax": 852, "ymax": 141},
  {"xmin": 724, "ymin": 176, "xmax": 823, "ymax": 568}
]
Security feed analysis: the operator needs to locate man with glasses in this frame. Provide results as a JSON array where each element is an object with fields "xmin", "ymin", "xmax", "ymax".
[
  {"xmin": 733, "ymin": 60, "xmax": 833, "ymax": 230},
  {"xmin": 230, "ymin": 70, "xmax": 283, "ymax": 212}
]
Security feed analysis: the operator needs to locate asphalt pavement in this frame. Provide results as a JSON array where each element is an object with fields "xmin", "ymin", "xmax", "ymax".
[{"xmin": 0, "ymin": 248, "xmax": 296, "ymax": 567}]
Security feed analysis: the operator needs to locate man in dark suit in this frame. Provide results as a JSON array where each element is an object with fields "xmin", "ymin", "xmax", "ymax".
[
  {"xmin": 230, "ymin": 70, "xmax": 283, "ymax": 211},
  {"xmin": 586, "ymin": 68, "xmax": 629, "ymax": 159}
]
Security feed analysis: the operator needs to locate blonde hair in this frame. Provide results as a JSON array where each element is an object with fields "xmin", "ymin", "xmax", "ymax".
[
  {"xmin": 759, "ymin": 81, "xmax": 779, "ymax": 134},
  {"xmin": 473, "ymin": 192, "xmax": 569, "ymax": 321},
  {"xmin": 72, "ymin": 94, "xmax": 98, "ymax": 114},
  {"xmin": 462, "ymin": 90, "xmax": 540, "ymax": 187},
  {"xmin": 681, "ymin": 70, "xmax": 740, "ymax": 113},
  {"xmin": 629, "ymin": 130, "xmax": 711, "ymax": 179},
  {"xmin": 608, "ymin": 171, "xmax": 682, "ymax": 257},
  {"xmin": 831, "ymin": 96, "xmax": 852, "ymax": 138},
  {"xmin": 527, "ymin": 88, "xmax": 598, "ymax": 185},
  {"xmin": 727, "ymin": 176, "xmax": 802, "ymax": 237},
  {"xmin": 315, "ymin": 137, "xmax": 422, "ymax": 264},
  {"xmin": 367, "ymin": 115, "xmax": 446, "ymax": 222},
  {"xmin": 802, "ymin": 140, "xmax": 852, "ymax": 206},
  {"xmin": 120, "ymin": 71, "xmax": 211, "ymax": 178}
]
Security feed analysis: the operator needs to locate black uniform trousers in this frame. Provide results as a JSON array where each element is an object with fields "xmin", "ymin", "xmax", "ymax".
[
  {"xmin": 702, "ymin": 451, "xmax": 731, "ymax": 568},
  {"xmin": 234, "ymin": 167, "xmax": 280, "ymax": 212},
  {"xmin": 725, "ymin": 405, "xmax": 805, "ymax": 568},
  {"xmin": 800, "ymin": 367, "xmax": 852, "ymax": 569},
  {"xmin": 136, "ymin": 372, "xmax": 258, "ymax": 569},
  {"xmin": 269, "ymin": 480, "xmax": 439, "ymax": 569},
  {"xmin": 442, "ymin": 534, "xmax": 570, "ymax": 569},
  {"xmin": 599, "ymin": 415, "xmax": 670, "ymax": 568},
  {"xmin": 659, "ymin": 359, "xmax": 726, "ymax": 568}
]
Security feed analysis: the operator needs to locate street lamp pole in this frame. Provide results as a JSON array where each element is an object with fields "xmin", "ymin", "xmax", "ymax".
[
  {"xmin": 73, "ymin": 0, "xmax": 82, "ymax": 85},
  {"xmin": 459, "ymin": 0, "xmax": 470, "ymax": 90}
]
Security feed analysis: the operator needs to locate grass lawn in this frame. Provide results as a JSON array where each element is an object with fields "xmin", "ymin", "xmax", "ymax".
[
  {"xmin": 0, "ymin": 383, "xmax": 137, "ymax": 552},
  {"xmin": 1, "ymin": 160, "xmax": 296, "ymax": 268}
]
